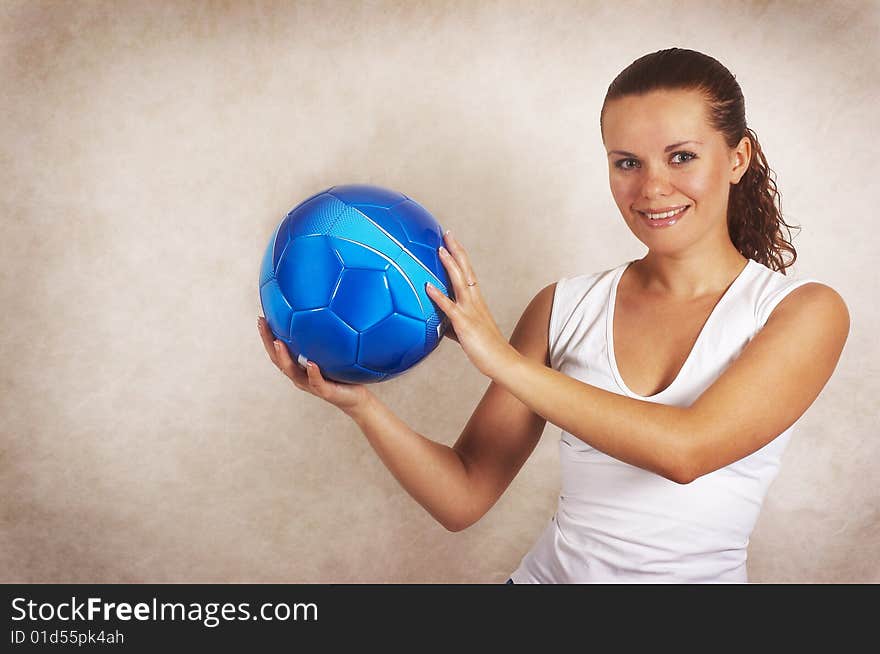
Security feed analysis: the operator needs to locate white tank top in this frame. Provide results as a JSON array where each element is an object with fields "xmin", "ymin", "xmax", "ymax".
[{"xmin": 509, "ymin": 258, "xmax": 822, "ymax": 583}]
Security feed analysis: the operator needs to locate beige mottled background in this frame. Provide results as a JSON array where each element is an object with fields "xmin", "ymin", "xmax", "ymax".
[{"xmin": 2, "ymin": 0, "xmax": 877, "ymax": 583}]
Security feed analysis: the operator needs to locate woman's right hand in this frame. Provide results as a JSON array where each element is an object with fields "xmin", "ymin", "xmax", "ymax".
[{"xmin": 258, "ymin": 316, "xmax": 372, "ymax": 415}]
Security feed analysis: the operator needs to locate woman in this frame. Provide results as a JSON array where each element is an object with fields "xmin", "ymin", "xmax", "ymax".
[{"xmin": 257, "ymin": 48, "xmax": 849, "ymax": 583}]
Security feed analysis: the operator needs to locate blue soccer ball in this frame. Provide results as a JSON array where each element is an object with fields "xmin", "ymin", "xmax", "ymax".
[{"xmin": 259, "ymin": 184, "xmax": 453, "ymax": 384}]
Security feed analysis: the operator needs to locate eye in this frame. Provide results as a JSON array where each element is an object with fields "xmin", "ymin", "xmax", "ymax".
[
  {"xmin": 672, "ymin": 151, "xmax": 697, "ymax": 164},
  {"xmin": 613, "ymin": 151, "xmax": 698, "ymax": 170}
]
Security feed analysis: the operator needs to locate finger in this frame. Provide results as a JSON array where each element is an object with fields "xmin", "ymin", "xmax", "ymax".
[
  {"xmin": 426, "ymin": 282, "xmax": 456, "ymax": 316},
  {"xmin": 257, "ymin": 316, "xmax": 281, "ymax": 365},
  {"xmin": 443, "ymin": 231, "xmax": 478, "ymax": 290},
  {"xmin": 438, "ymin": 243, "xmax": 467, "ymax": 294},
  {"xmin": 273, "ymin": 339, "xmax": 309, "ymax": 387},
  {"xmin": 304, "ymin": 360, "xmax": 329, "ymax": 396}
]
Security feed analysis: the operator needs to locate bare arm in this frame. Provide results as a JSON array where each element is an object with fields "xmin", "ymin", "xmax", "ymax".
[
  {"xmin": 488, "ymin": 282, "xmax": 850, "ymax": 484},
  {"xmin": 345, "ymin": 283, "xmax": 556, "ymax": 531}
]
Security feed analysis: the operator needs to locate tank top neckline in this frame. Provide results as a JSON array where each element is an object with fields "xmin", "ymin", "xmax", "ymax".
[{"xmin": 606, "ymin": 258, "xmax": 755, "ymax": 400}]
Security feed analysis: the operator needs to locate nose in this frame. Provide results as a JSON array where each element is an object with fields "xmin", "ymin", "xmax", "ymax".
[{"xmin": 640, "ymin": 167, "xmax": 674, "ymax": 198}]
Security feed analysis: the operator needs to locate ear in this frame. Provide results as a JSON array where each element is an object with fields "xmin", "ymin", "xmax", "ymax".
[{"xmin": 730, "ymin": 135, "xmax": 752, "ymax": 185}]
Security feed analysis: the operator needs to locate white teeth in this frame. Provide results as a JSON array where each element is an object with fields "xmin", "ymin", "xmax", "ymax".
[{"xmin": 644, "ymin": 206, "xmax": 687, "ymax": 220}]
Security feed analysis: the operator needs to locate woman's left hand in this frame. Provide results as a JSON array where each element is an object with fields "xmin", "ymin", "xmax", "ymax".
[{"xmin": 425, "ymin": 230, "xmax": 516, "ymax": 379}]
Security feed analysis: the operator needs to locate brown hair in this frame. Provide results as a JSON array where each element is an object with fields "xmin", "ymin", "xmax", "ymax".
[{"xmin": 600, "ymin": 48, "xmax": 799, "ymax": 274}]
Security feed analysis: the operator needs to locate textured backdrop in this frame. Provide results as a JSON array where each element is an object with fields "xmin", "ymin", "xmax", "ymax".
[{"xmin": 2, "ymin": 0, "xmax": 877, "ymax": 583}]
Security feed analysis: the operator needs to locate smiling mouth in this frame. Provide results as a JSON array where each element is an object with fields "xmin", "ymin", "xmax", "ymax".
[{"xmin": 638, "ymin": 205, "xmax": 690, "ymax": 220}]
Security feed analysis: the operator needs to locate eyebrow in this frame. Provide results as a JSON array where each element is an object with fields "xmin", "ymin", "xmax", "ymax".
[{"xmin": 607, "ymin": 140, "xmax": 703, "ymax": 158}]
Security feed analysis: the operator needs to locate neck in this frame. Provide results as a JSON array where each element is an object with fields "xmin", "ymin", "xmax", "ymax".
[{"xmin": 629, "ymin": 247, "xmax": 748, "ymax": 300}]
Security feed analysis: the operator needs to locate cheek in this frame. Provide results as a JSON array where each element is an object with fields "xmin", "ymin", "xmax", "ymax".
[
  {"xmin": 685, "ymin": 160, "xmax": 731, "ymax": 201},
  {"xmin": 682, "ymin": 174, "xmax": 714, "ymax": 200},
  {"xmin": 609, "ymin": 175, "xmax": 637, "ymax": 199}
]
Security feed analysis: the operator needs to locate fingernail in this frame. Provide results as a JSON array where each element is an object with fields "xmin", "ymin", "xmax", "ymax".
[
  {"xmin": 444, "ymin": 229, "xmax": 451, "ymax": 237},
  {"xmin": 273, "ymin": 341, "xmax": 280, "ymax": 350}
]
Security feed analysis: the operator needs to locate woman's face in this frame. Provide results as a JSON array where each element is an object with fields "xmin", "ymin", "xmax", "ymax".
[{"xmin": 602, "ymin": 89, "xmax": 750, "ymax": 256}]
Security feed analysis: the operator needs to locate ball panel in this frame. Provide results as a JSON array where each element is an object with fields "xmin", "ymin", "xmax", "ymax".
[
  {"xmin": 327, "ymin": 184, "xmax": 407, "ymax": 207},
  {"xmin": 272, "ymin": 216, "xmax": 291, "ymax": 272},
  {"xmin": 359, "ymin": 313, "xmax": 425, "ymax": 371},
  {"xmin": 350, "ymin": 203, "xmax": 447, "ymax": 291},
  {"xmin": 295, "ymin": 187, "xmax": 333, "ymax": 208},
  {"xmin": 277, "ymin": 235, "xmax": 343, "ymax": 311},
  {"xmin": 328, "ymin": 206, "xmax": 404, "ymax": 260},
  {"xmin": 259, "ymin": 221, "xmax": 282, "ymax": 288},
  {"xmin": 391, "ymin": 199, "xmax": 445, "ymax": 249},
  {"xmin": 385, "ymin": 264, "xmax": 425, "ymax": 320},
  {"xmin": 335, "ymin": 364, "xmax": 387, "ymax": 384},
  {"xmin": 259, "ymin": 277, "xmax": 294, "ymax": 342},
  {"xmin": 330, "ymin": 269, "xmax": 393, "ymax": 332},
  {"xmin": 398, "ymin": 343, "xmax": 433, "ymax": 377},
  {"xmin": 406, "ymin": 241, "xmax": 449, "ymax": 288},
  {"xmin": 423, "ymin": 307, "xmax": 446, "ymax": 355},
  {"xmin": 290, "ymin": 309, "xmax": 358, "ymax": 372},
  {"xmin": 392, "ymin": 247, "xmax": 452, "ymax": 318},
  {"xmin": 330, "ymin": 236, "xmax": 392, "ymax": 271},
  {"xmin": 288, "ymin": 193, "xmax": 350, "ymax": 240},
  {"xmin": 351, "ymin": 204, "xmax": 410, "ymax": 246}
]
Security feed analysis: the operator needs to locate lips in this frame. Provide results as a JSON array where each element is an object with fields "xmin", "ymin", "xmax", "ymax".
[
  {"xmin": 638, "ymin": 205, "xmax": 690, "ymax": 219},
  {"xmin": 638, "ymin": 205, "xmax": 689, "ymax": 228}
]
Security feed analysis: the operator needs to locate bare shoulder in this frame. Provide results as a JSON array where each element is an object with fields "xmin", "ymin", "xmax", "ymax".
[
  {"xmin": 509, "ymin": 282, "xmax": 557, "ymax": 366},
  {"xmin": 686, "ymin": 280, "xmax": 850, "ymax": 480},
  {"xmin": 768, "ymin": 282, "xmax": 850, "ymax": 337}
]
